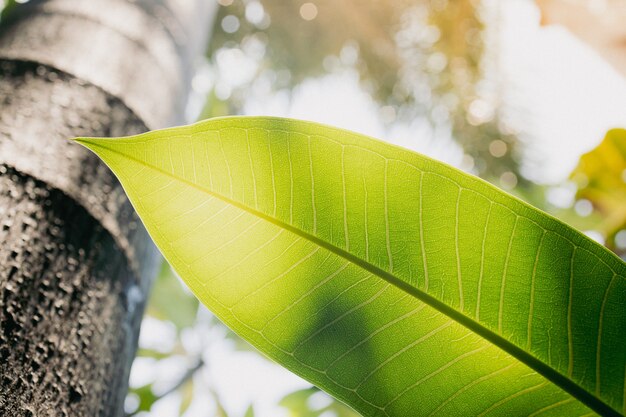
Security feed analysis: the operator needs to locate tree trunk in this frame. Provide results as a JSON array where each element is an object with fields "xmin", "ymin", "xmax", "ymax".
[{"xmin": 0, "ymin": 1, "xmax": 215, "ymax": 416}]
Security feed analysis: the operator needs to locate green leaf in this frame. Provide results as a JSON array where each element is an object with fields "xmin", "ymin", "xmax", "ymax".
[{"xmin": 76, "ymin": 117, "xmax": 626, "ymax": 417}]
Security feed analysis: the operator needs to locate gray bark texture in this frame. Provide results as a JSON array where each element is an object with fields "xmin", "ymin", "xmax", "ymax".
[{"xmin": 0, "ymin": 1, "xmax": 215, "ymax": 416}]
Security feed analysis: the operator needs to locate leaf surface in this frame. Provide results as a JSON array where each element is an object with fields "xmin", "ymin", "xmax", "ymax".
[{"xmin": 76, "ymin": 117, "xmax": 626, "ymax": 417}]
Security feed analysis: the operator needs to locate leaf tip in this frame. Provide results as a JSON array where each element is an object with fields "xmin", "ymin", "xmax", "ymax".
[
  {"xmin": 71, "ymin": 136, "xmax": 106, "ymax": 152},
  {"xmin": 71, "ymin": 136, "xmax": 91, "ymax": 145}
]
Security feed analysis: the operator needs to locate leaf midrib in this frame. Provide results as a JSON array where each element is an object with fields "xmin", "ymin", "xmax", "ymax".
[{"xmin": 82, "ymin": 140, "xmax": 619, "ymax": 417}]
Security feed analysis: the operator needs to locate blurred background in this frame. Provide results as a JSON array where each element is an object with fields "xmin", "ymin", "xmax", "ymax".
[{"xmin": 3, "ymin": 0, "xmax": 626, "ymax": 416}]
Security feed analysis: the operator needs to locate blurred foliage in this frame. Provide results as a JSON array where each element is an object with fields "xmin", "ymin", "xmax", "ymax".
[
  {"xmin": 147, "ymin": 263, "xmax": 199, "ymax": 331},
  {"xmin": 179, "ymin": 379, "xmax": 195, "ymax": 415},
  {"xmin": 207, "ymin": 0, "xmax": 524, "ymax": 187},
  {"xmin": 570, "ymin": 129, "xmax": 626, "ymax": 256},
  {"xmin": 130, "ymin": 384, "xmax": 160, "ymax": 415},
  {"xmin": 136, "ymin": 347, "xmax": 177, "ymax": 360},
  {"xmin": 126, "ymin": 264, "xmax": 249, "ymax": 416},
  {"xmin": 279, "ymin": 387, "xmax": 360, "ymax": 417},
  {"xmin": 243, "ymin": 405, "xmax": 255, "ymax": 417},
  {"xmin": 0, "ymin": 0, "xmax": 17, "ymax": 21},
  {"xmin": 209, "ymin": 0, "xmax": 410, "ymax": 92},
  {"xmin": 537, "ymin": 0, "xmax": 626, "ymax": 78},
  {"xmin": 125, "ymin": 264, "xmax": 207, "ymax": 416},
  {"xmin": 127, "ymin": 375, "xmax": 199, "ymax": 416}
]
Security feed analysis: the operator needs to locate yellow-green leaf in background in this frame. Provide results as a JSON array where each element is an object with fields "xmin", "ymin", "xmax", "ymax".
[
  {"xmin": 130, "ymin": 384, "xmax": 159, "ymax": 415},
  {"xmin": 76, "ymin": 117, "xmax": 626, "ymax": 417},
  {"xmin": 179, "ymin": 379, "xmax": 195, "ymax": 415},
  {"xmin": 571, "ymin": 128, "xmax": 626, "ymax": 256},
  {"xmin": 243, "ymin": 405, "xmax": 255, "ymax": 417}
]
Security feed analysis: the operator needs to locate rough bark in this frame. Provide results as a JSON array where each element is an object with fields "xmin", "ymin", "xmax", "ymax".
[{"xmin": 0, "ymin": 1, "xmax": 215, "ymax": 416}]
